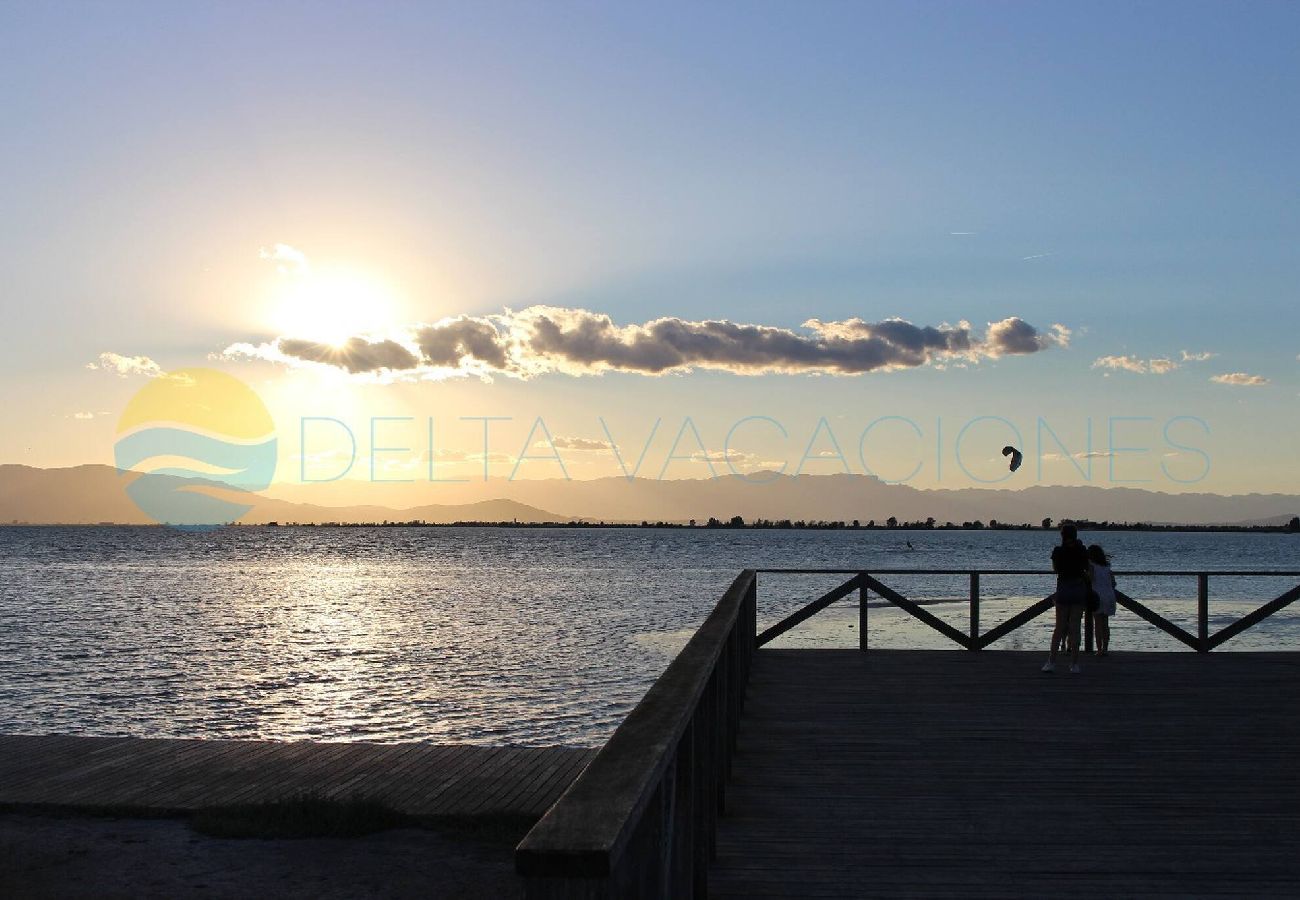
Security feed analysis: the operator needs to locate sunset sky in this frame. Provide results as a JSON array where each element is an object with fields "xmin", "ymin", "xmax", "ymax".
[{"xmin": 2, "ymin": 1, "xmax": 1297, "ymax": 495}]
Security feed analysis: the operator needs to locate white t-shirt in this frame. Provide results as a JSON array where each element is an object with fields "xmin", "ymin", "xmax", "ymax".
[{"xmin": 1091, "ymin": 563, "xmax": 1117, "ymax": 608}]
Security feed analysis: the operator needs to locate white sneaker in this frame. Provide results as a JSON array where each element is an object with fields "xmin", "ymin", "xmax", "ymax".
[
  {"xmin": 1069, "ymin": 664, "xmax": 1082, "ymax": 674},
  {"xmin": 1041, "ymin": 661, "xmax": 1055, "ymax": 673}
]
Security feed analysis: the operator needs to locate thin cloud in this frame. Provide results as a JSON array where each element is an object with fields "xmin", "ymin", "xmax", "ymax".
[
  {"xmin": 949, "ymin": 231, "xmax": 977, "ymax": 236},
  {"xmin": 689, "ymin": 449, "xmax": 782, "ymax": 469},
  {"xmin": 1093, "ymin": 355, "xmax": 1146, "ymax": 374},
  {"xmin": 1021, "ymin": 252, "xmax": 1054, "ymax": 261},
  {"xmin": 1093, "ymin": 355, "xmax": 1177, "ymax": 375},
  {"xmin": 1180, "ymin": 350, "xmax": 1216, "ymax": 362},
  {"xmin": 419, "ymin": 448, "xmax": 515, "ymax": 464},
  {"xmin": 225, "ymin": 306, "xmax": 1069, "ymax": 380},
  {"xmin": 1210, "ymin": 372, "xmax": 1269, "ymax": 387},
  {"xmin": 543, "ymin": 436, "xmax": 610, "ymax": 451},
  {"xmin": 259, "ymin": 243, "xmax": 310, "ymax": 276},
  {"xmin": 87, "ymin": 352, "xmax": 165, "ymax": 378}
]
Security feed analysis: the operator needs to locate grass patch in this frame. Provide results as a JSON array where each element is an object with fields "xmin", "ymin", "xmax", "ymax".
[{"xmin": 190, "ymin": 793, "xmax": 411, "ymax": 839}]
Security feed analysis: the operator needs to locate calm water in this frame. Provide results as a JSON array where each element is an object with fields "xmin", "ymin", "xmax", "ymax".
[{"xmin": 1, "ymin": 527, "xmax": 1296, "ymax": 747}]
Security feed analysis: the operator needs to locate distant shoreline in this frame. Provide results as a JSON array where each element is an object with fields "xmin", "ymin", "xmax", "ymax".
[{"xmin": 3, "ymin": 520, "xmax": 1298, "ymax": 533}]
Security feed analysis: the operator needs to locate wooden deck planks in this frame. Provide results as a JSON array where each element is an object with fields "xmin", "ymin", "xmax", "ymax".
[
  {"xmin": 709, "ymin": 649, "xmax": 1300, "ymax": 898},
  {"xmin": 515, "ymin": 747, "xmax": 597, "ymax": 818},
  {"xmin": 0, "ymin": 734, "xmax": 595, "ymax": 819}
]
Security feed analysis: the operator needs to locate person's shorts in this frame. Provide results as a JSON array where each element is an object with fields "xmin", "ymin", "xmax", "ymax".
[{"xmin": 1053, "ymin": 580, "xmax": 1088, "ymax": 609}]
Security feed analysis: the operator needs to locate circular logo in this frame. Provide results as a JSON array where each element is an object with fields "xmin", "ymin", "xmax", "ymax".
[{"xmin": 114, "ymin": 368, "xmax": 277, "ymax": 529}]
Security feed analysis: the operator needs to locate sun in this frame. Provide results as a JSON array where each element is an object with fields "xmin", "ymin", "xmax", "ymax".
[{"xmin": 268, "ymin": 265, "xmax": 401, "ymax": 346}]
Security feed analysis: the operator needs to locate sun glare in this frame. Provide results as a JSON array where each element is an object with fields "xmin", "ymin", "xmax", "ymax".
[{"xmin": 269, "ymin": 266, "xmax": 402, "ymax": 346}]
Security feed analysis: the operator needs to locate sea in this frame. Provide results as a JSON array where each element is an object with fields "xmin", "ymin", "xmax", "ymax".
[{"xmin": 1, "ymin": 526, "xmax": 1296, "ymax": 747}]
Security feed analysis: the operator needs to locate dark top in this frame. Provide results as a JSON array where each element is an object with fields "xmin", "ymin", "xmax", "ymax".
[{"xmin": 1051, "ymin": 539, "xmax": 1090, "ymax": 585}]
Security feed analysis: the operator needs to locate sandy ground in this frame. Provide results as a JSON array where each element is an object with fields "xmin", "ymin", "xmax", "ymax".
[{"xmin": 0, "ymin": 812, "xmax": 520, "ymax": 899}]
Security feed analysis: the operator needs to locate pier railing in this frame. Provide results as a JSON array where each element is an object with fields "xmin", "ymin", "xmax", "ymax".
[
  {"xmin": 755, "ymin": 569, "xmax": 1300, "ymax": 653},
  {"xmin": 515, "ymin": 567, "xmax": 1297, "ymax": 898},
  {"xmin": 516, "ymin": 569, "xmax": 756, "ymax": 899}
]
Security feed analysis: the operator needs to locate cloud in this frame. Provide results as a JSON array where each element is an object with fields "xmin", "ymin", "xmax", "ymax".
[
  {"xmin": 1021, "ymin": 252, "xmax": 1054, "ymax": 261},
  {"xmin": 277, "ymin": 337, "xmax": 419, "ymax": 374},
  {"xmin": 1210, "ymin": 372, "xmax": 1269, "ymax": 387},
  {"xmin": 689, "ymin": 449, "xmax": 783, "ymax": 469},
  {"xmin": 1093, "ymin": 355, "xmax": 1146, "ymax": 374},
  {"xmin": 87, "ymin": 352, "xmax": 166, "ymax": 378},
  {"xmin": 542, "ymin": 436, "xmax": 610, "ymax": 451},
  {"xmin": 226, "ymin": 335, "xmax": 420, "ymax": 375},
  {"xmin": 414, "ymin": 317, "xmax": 510, "ymax": 370},
  {"xmin": 1092, "ymin": 354, "xmax": 1178, "ymax": 375},
  {"xmin": 224, "ymin": 306, "xmax": 1067, "ymax": 380},
  {"xmin": 429, "ymin": 448, "xmax": 514, "ymax": 464},
  {"xmin": 1042, "ymin": 450, "xmax": 1117, "ymax": 460},
  {"xmin": 1092, "ymin": 349, "xmax": 1217, "ymax": 376},
  {"xmin": 260, "ymin": 243, "xmax": 311, "ymax": 276},
  {"xmin": 984, "ymin": 318, "xmax": 1069, "ymax": 355}
]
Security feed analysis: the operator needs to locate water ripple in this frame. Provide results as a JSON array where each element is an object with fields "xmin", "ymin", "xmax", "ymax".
[{"xmin": 1, "ymin": 526, "xmax": 1296, "ymax": 745}]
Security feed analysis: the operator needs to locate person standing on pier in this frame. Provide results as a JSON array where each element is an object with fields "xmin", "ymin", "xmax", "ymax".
[
  {"xmin": 1042, "ymin": 523, "xmax": 1089, "ymax": 673},
  {"xmin": 1088, "ymin": 545, "xmax": 1117, "ymax": 656}
]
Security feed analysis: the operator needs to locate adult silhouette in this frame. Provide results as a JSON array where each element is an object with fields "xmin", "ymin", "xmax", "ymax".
[{"xmin": 1042, "ymin": 523, "xmax": 1089, "ymax": 673}]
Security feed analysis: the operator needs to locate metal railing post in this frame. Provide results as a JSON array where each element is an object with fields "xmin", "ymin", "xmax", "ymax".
[
  {"xmin": 968, "ymin": 572, "xmax": 980, "ymax": 650},
  {"xmin": 859, "ymin": 576, "xmax": 868, "ymax": 652},
  {"xmin": 1198, "ymin": 574, "xmax": 1209, "ymax": 652}
]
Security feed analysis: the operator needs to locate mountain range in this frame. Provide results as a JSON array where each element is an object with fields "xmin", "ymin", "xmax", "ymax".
[
  {"xmin": 0, "ymin": 465, "xmax": 559, "ymax": 525},
  {"xmin": 2, "ymin": 464, "xmax": 1298, "ymax": 527}
]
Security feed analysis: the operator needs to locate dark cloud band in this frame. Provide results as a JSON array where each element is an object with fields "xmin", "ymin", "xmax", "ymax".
[{"xmin": 226, "ymin": 306, "xmax": 1068, "ymax": 378}]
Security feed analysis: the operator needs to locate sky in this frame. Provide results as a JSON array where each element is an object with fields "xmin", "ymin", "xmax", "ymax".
[{"xmin": 1, "ymin": 1, "xmax": 1296, "ymax": 497}]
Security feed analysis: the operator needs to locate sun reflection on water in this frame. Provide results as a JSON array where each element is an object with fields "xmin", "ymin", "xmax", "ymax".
[{"xmin": 2, "ymin": 527, "xmax": 1297, "ymax": 746}]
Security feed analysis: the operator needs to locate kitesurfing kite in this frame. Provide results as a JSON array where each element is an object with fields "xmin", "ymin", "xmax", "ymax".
[{"xmin": 1002, "ymin": 445, "xmax": 1023, "ymax": 473}]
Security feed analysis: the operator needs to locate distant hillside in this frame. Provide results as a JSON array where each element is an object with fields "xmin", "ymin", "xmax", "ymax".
[
  {"xmin": 485, "ymin": 473, "xmax": 1300, "ymax": 527},
  {"xmin": 2, "ymin": 464, "xmax": 1298, "ymax": 527},
  {"xmin": 251, "ymin": 470, "xmax": 1300, "ymax": 528},
  {"xmin": 0, "ymin": 465, "xmax": 565, "ymax": 525}
]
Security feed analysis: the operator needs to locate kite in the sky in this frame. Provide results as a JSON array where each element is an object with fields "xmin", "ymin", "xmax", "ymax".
[{"xmin": 1002, "ymin": 445, "xmax": 1024, "ymax": 473}]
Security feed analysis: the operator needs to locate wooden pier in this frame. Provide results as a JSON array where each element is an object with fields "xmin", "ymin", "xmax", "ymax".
[
  {"xmin": 517, "ymin": 568, "xmax": 1300, "ymax": 898},
  {"xmin": 0, "ymin": 735, "xmax": 595, "ymax": 819},
  {"xmin": 711, "ymin": 648, "xmax": 1300, "ymax": 897}
]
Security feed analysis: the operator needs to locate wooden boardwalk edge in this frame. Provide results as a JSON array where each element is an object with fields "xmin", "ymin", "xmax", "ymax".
[{"xmin": 0, "ymin": 735, "xmax": 597, "ymax": 819}]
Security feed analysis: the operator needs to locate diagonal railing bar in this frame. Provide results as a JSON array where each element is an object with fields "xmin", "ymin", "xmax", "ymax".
[
  {"xmin": 752, "ymin": 570, "xmax": 1300, "ymax": 655},
  {"xmin": 1206, "ymin": 583, "xmax": 1300, "ymax": 651},
  {"xmin": 859, "ymin": 574, "xmax": 973, "ymax": 650},
  {"xmin": 974, "ymin": 598, "xmax": 1055, "ymax": 650},
  {"xmin": 756, "ymin": 574, "xmax": 861, "ymax": 647},
  {"xmin": 1115, "ymin": 591, "xmax": 1200, "ymax": 651}
]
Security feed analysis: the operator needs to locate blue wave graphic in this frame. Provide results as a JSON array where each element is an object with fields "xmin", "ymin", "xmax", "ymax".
[{"xmin": 114, "ymin": 427, "xmax": 277, "ymax": 529}]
